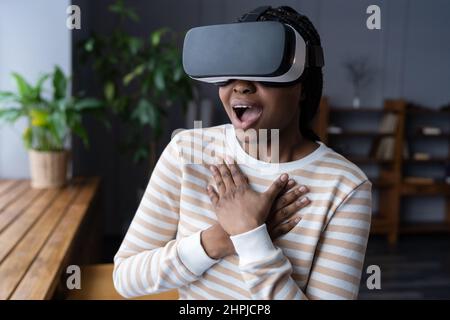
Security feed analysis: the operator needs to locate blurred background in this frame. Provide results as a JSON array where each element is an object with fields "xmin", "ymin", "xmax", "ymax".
[{"xmin": 0, "ymin": 0, "xmax": 449, "ymax": 299}]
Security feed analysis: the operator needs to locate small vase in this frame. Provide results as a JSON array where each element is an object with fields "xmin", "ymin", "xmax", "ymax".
[
  {"xmin": 29, "ymin": 149, "xmax": 69, "ymax": 188},
  {"xmin": 352, "ymin": 96, "xmax": 361, "ymax": 109}
]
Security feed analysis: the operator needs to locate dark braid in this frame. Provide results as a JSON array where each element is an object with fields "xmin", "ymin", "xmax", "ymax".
[{"xmin": 239, "ymin": 6, "xmax": 324, "ymax": 142}]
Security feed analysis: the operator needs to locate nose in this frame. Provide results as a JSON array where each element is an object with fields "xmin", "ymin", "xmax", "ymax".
[{"xmin": 232, "ymin": 80, "xmax": 256, "ymax": 94}]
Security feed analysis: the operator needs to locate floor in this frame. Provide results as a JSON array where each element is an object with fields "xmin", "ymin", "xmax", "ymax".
[
  {"xmin": 102, "ymin": 234, "xmax": 450, "ymax": 300},
  {"xmin": 359, "ymin": 234, "xmax": 450, "ymax": 299}
]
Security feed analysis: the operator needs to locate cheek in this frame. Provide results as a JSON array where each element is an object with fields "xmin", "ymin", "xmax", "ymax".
[
  {"xmin": 260, "ymin": 91, "xmax": 300, "ymax": 125},
  {"xmin": 218, "ymin": 87, "xmax": 229, "ymax": 105}
]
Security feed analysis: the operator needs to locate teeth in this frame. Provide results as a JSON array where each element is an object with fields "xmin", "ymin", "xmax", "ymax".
[{"xmin": 233, "ymin": 105, "xmax": 252, "ymax": 109}]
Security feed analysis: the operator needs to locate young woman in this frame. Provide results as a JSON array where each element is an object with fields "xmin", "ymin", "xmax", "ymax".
[{"xmin": 113, "ymin": 6, "xmax": 372, "ymax": 300}]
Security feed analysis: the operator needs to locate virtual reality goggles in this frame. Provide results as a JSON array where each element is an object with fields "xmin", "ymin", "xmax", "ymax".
[{"xmin": 182, "ymin": 6, "xmax": 324, "ymax": 87}]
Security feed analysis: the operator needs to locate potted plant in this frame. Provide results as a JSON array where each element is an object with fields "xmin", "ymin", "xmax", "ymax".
[
  {"xmin": 79, "ymin": 0, "xmax": 195, "ymax": 171},
  {"xmin": 343, "ymin": 56, "xmax": 375, "ymax": 109},
  {"xmin": 0, "ymin": 66, "xmax": 104, "ymax": 188}
]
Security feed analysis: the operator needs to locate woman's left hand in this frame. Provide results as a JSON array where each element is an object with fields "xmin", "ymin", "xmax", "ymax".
[{"xmin": 207, "ymin": 156, "xmax": 290, "ymax": 236}]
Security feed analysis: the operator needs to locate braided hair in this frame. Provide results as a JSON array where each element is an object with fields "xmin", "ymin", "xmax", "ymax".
[{"xmin": 238, "ymin": 6, "xmax": 324, "ymax": 142}]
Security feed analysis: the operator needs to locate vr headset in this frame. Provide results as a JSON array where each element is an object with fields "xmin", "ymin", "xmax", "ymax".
[{"xmin": 182, "ymin": 6, "xmax": 324, "ymax": 87}]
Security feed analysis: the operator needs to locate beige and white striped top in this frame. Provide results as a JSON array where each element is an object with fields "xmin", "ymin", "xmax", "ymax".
[{"xmin": 113, "ymin": 123, "xmax": 372, "ymax": 300}]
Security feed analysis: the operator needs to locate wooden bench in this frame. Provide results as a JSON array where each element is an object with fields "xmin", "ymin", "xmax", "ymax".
[
  {"xmin": 0, "ymin": 177, "xmax": 100, "ymax": 299},
  {"xmin": 66, "ymin": 263, "xmax": 179, "ymax": 300}
]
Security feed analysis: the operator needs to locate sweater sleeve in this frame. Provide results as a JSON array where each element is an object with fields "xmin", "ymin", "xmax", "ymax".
[
  {"xmin": 230, "ymin": 180, "xmax": 372, "ymax": 300},
  {"xmin": 113, "ymin": 136, "xmax": 219, "ymax": 298}
]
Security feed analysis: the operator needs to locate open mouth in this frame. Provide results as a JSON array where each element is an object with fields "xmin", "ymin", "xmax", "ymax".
[{"xmin": 231, "ymin": 103, "xmax": 263, "ymax": 129}]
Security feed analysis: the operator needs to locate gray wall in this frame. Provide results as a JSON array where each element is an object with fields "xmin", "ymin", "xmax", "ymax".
[
  {"xmin": 111, "ymin": 0, "xmax": 450, "ymax": 109},
  {"xmin": 71, "ymin": 0, "xmax": 450, "ymax": 235}
]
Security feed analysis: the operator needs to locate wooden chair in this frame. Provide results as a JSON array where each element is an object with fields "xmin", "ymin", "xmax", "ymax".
[{"xmin": 65, "ymin": 263, "xmax": 179, "ymax": 300}]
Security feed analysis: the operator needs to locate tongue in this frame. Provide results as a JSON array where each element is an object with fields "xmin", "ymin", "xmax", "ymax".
[{"xmin": 240, "ymin": 107, "xmax": 262, "ymax": 122}]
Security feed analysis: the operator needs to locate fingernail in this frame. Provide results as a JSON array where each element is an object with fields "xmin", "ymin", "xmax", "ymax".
[
  {"xmin": 295, "ymin": 217, "xmax": 301, "ymax": 223},
  {"xmin": 301, "ymin": 197, "xmax": 308, "ymax": 203},
  {"xmin": 299, "ymin": 186, "xmax": 307, "ymax": 193},
  {"xmin": 287, "ymin": 179, "xmax": 295, "ymax": 186},
  {"xmin": 225, "ymin": 156, "xmax": 234, "ymax": 165},
  {"xmin": 209, "ymin": 165, "xmax": 215, "ymax": 172},
  {"xmin": 280, "ymin": 174, "xmax": 288, "ymax": 182}
]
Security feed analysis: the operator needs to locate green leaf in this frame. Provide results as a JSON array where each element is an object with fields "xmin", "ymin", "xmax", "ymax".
[
  {"xmin": 173, "ymin": 66, "xmax": 183, "ymax": 82},
  {"xmin": 104, "ymin": 82, "xmax": 115, "ymax": 101},
  {"xmin": 30, "ymin": 108, "xmax": 49, "ymax": 127},
  {"xmin": 12, "ymin": 73, "xmax": 32, "ymax": 98},
  {"xmin": 128, "ymin": 37, "xmax": 142, "ymax": 55},
  {"xmin": 47, "ymin": 112, "xmax": 67, "ymax": 147},
  {"xmin": 154, "ymin": 68, "xmax": 165, "ymax": 91},
  {"xmin": 126, "ymin": 9, "xmax": 140, "ymax": 22},
  {"xmin": 22, "ymin": 127, "xmax": 32, "ymax": 149},
  {"xmin": 0, "ymin": 108, "xmax": 23, "ymax": 123},
  {"xmin": 108, "ymin": 0, "xmax": 139, "ymax": 22},
  {"xmin": 123, "ymin": 64, "xmax": 145, "ymax": 86},
  {"xmin": 74, "ymin": 98, "xmax": 103, "ymax": 111},
  {"xmin": 84, "ymin": 38, "xmax": 95, "ymax": 52},
  {"xmin": 52, "ymin": 66, "xmax": 67, "ymax": 100},
  {"xmin": 151, "ymin": 28, "xmax": 168, "ymax": 47},
  {"xmin": 0, "ymin": 91, "xmax": 19, "ymax": 104},
  {"xmin": 131, "ymin": 99, "xmax": 152, "ymax": 125},
  {"xmin": 0, "ymin": 91, "xmax": 15, "ymax": 99},
  {"xmin": 72, "ymin": 122, "xmax": 89, "ymax": 148},
  {"xmin": 131, "ymin": 99, "xmax": 162, "ymax": 132},
  {"xmin": 108, "ymin": 0, "xmax": 124, "ymax": 13},
  {"xmin": 34, "ymin": 73, "xmax": 50, "ymax": 99},
  {"xmin": 132, "ymin": 147, "xmax": 148, "ymax": 163}
]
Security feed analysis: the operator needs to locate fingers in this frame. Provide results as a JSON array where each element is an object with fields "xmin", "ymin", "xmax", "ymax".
[
  {"xmin": 273, "ymin": 185, "xmax": 309, "ymax": 213},
  {"xmin": 268, "ymin": 195, "xmax": 310, "ymax": 229},
  {"xmin": 283, "ymin": 179, "xmax": 297, "ymax": 193},
  {"xmin": 210, "ymin": 165, "xmax": 226, "ymax": 194},
  {"xmin": 264, "ymin": 173, "xmax": 289, "ymax": 202},
  {"xmin": 225, "ymin": 156, "xmax": 247, "ymax": 186},
  {"xmin": 209, "ymin": 156, "xmax": 248, "ymax": 195},
  {"xmin": 206, "ymin": 185, "xmax": 219, "ymax": 206},
  {"xmin": 216, "ymin": 158, "xmax": 235, "ymax": 191},
  {"xmin": 269, "ymin": 215, "xmax": 302, "ymax": 241}
]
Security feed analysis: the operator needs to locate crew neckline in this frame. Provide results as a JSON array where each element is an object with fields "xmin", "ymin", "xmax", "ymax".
[{"xmin": 224, "ymin": 123, "xmax": 328, "ymax": 174}]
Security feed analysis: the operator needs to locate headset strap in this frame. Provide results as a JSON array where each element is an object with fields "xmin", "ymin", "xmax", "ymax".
[
  {"xmin": 239, "ymin": 7, "xmax": 325, "ymax": 68},
  {"xmin": 239, "ymin": 6, "xmax": 272, "ymax": 22},
  {"xmin": 306, "ymin": 43, "xmax": 325, "ymax": 67}
]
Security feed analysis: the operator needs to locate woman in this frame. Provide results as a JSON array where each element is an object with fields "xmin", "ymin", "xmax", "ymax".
[{"xmin": 113, "ymin": 6, "xmax": 372, "ymax": 300}]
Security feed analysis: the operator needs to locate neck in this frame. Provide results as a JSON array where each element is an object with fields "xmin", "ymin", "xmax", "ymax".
[{"xmin": 238, "ymin": 123, "xmax": 318, "ymax": 163}]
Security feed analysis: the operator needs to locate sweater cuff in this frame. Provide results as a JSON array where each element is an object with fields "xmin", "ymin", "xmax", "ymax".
[
  {"xmin": 177, "ymin": 230, "xmax": 219, "ymax": 276},
  {"xmin": 230, "ymin": 224, "xmax": 277, "ymax": 265}
]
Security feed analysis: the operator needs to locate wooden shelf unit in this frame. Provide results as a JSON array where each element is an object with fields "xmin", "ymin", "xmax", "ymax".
[{"xmin": 315, "ymin": 98, "xmax": 450, "ymax": 245}]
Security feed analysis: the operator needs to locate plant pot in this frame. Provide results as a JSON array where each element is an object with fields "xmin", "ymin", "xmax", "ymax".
[{"xmin": 29, "ymin": 149, "xmax": 69, "ymax": 189}]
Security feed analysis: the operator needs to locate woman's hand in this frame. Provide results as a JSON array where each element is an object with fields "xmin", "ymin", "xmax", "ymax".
[
  {"xmin": 201, "ymin": 169, "xmax": 310, "ymax": 260},
  {"xmin": 207, "ymin": 156, "xmax": 290, "ymax": 236},
  {"xmin": 267, "ymin": 180, "xmax": 310, "ymax": 240}
]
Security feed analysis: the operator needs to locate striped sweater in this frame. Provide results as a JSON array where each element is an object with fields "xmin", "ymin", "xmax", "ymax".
[{"xmin": 113, "ymin": 123, "xmax": 372, "ymax": 300}]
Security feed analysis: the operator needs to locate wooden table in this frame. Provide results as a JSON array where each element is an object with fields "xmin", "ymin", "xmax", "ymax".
[{"xmin": 0, "ymin": 177, "xmax": 100, "ymax": 300}]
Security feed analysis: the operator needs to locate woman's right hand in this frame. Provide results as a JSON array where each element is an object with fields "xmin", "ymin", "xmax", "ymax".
[
  {"xmin": 201, "ymin": 179, "xmax": 310, "ymax": 260},
  {"xmin": 266, "ymin": 179, "xmax": 310, "ymax": 240}
]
